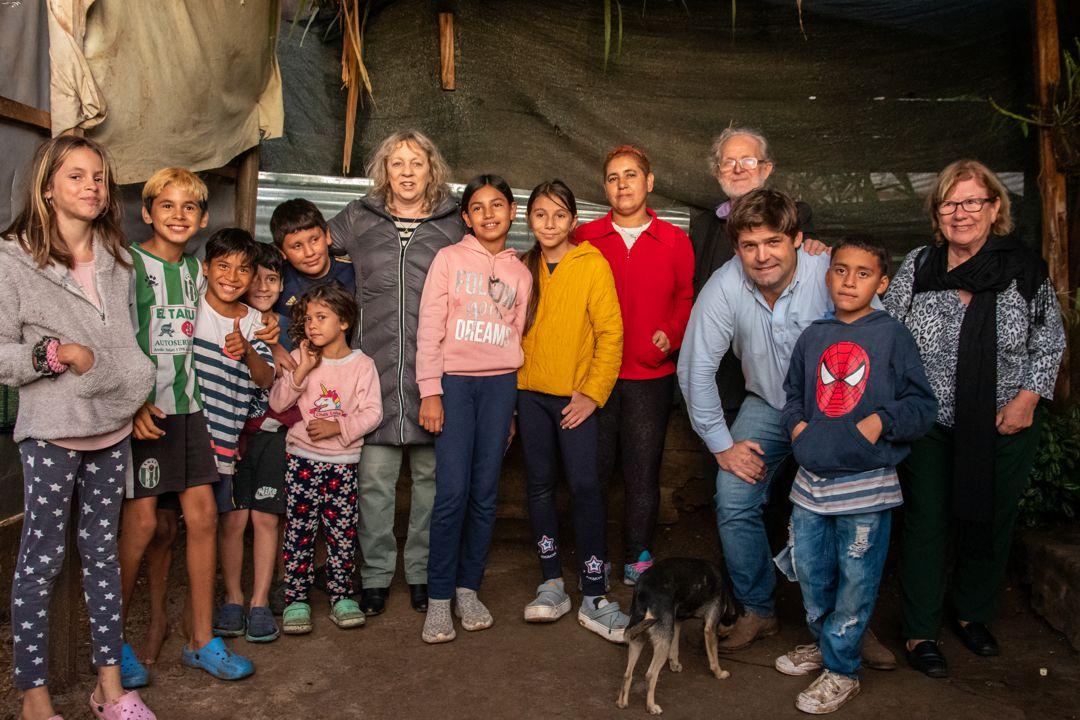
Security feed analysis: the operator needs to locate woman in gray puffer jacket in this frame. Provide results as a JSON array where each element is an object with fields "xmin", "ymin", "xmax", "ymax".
[
  {"xmin": 1, "ymin": 137, "xmax": 155, "ymax": 720},
  {"xmin": 327, "ymin": 129, "xmax": 465, "ymax": 615}
]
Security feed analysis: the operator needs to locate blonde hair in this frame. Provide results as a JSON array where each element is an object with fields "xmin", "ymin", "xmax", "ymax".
[
  {"xmin": 2, "ymin": 135, "xmax": 127, "ymax": 269},
  {"xmin": 141, "ymin": 167, "xmax": 209, "ymax": 213},
  {"xmin": 364, "ymin": 130, "xmax": 451, "ymax": 214},
  {"xmin": 926, "ymin": 159, "xmax": 1013, "ymax": 243}
]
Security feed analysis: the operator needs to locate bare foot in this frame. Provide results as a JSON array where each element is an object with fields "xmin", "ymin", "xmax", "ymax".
[{"xmin": 139, "ymin": 619, "xmax": 171, "ymax": 665}]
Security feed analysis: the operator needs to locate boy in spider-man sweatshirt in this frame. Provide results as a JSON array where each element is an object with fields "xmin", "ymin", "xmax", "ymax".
[{"xmin": 773, "ymin": 238, "xmax": 937, "ymax": 715}]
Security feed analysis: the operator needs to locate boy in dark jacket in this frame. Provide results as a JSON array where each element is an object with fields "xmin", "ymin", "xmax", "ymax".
[{"xmin": 773, "ymin": 238, "xmax": 936, "ymax": 714}]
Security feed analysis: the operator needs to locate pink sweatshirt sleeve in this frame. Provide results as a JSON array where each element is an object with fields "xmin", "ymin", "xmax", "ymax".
[
  {"xmin": 269, "ymin": 350, "xmax": 306, "ymax": 412},
  {"xmin": 336, "ymin": 354, "xmax": 384, "ymax": 448},
  {"xmin": 415, "ymin": 250, "xmax": 450, "ymax": 398}
]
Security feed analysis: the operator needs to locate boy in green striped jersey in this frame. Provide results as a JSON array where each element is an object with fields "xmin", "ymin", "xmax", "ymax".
[{"xmin": 118, "ymin": 168, "xmax": 255, "ymax": 683}]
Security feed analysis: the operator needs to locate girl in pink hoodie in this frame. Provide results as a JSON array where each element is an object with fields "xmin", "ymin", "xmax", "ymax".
[
  {"xmin": 270, "ymin": 283, "xmax": 382, "ymax": 633},
  {"xmin": 416, "ymin": 175, "xmax": 532, "ymax": 643}
]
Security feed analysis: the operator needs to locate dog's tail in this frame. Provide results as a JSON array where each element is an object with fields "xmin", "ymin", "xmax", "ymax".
[{"xmin": 623, "ymin": 609, "xmax": 658, "ymax": 642}]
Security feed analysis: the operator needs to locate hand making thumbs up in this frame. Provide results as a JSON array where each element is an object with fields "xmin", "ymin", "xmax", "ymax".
[{"xmin": 224, "ymin": 316, "xmax": 251, "ymax": 360}]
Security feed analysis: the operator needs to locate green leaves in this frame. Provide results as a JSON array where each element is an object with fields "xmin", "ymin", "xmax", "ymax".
[{"xmin": 1019, "ymin": 403, "xmax": 1080, "ymax": 528}]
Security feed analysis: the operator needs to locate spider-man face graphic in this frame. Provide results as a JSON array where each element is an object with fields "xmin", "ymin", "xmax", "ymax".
[{"xmin": 816, "ymin": 342, "xmax": 870, "ymax": 417}]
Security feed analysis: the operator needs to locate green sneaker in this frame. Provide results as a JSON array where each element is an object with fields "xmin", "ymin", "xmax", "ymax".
[
  {"xmin": 329, "ymin": 598, "xmax": 366, "ymax": 629},
  {"xmin": 282, "ymin": 601, "xmax": 312, "ymax": 635}
]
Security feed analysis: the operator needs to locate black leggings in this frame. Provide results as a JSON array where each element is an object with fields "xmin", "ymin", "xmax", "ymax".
[{"xmin": 597, "ymin": 374, "xmax": 674, "ymax": 563}]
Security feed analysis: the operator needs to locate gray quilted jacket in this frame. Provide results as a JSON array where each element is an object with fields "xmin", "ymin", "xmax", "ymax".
[
  {"xmin": 328, "ymin": 195, "xmax": 464, "ymax": 445},
  {"xmin": 0, "ymin": 236, "xmax": 154, "ymax": 442}
]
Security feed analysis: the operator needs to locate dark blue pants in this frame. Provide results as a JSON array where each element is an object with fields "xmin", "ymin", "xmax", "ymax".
[
  {"xmin": 428, "ymin": 373, "xmax": 518, "ymax": 600},
  {"xmin": 518, "ymin": 390, "xmax": 607, "ymax": 596}
]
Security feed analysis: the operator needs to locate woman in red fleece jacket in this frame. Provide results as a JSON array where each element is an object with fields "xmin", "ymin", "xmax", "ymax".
[{"xmin": 574, "ymin": 145, "xmax": 694, "ymax": 585}]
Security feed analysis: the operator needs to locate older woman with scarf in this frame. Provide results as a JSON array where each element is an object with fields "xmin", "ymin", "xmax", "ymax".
[{"xmin": 883, "ymin": 159, "xmax": 1065, "ymax": 679}]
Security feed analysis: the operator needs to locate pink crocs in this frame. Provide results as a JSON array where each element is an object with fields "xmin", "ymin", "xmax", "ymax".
[{"xmin": 89, "ymin": 690, "xmax": 157, "ymax": 720}]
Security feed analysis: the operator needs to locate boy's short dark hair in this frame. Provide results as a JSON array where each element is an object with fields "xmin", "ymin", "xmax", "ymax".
[
  {"xmin": 289, "ymin": 282, "xmax": 359, "ymax": 348},
  {"xmin": 204, "ymin": 227, "xmax": 258, "ymax": 265},
  {"xmin": 270, "ymin": 198, "xmax": 327, "ymax": 248},
  {"xmin": 252, "ymin": 241, "xmax": 284, "ymax": 276},
  {"xmin": 726, "ymin": 188, "xmax": 800, "ymax": 246},
  {"xmin": 833, "ymin": 236, "xmax": 890, "ymax": 276}
]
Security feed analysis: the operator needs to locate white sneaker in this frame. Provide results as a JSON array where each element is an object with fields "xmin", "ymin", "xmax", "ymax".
[
  {"xmin": 796, "ymin": 670, "xmax": 860, "ymax": 714},
  {"xmin": 524, "ymin": 579, "xmax": 571, "ymax": 622},
  {"xmin": 776, "ymin": 644, "xmax": 824, "ymax": 676}
]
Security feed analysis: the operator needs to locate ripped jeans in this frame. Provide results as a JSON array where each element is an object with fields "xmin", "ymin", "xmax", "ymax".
[{"xmin": 775, "ymin": 505, "xmax": 891, "ymax": 677}]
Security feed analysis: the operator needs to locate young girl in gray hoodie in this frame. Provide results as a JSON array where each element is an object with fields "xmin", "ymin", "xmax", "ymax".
[{"xmin": 0, "ymin": 136, "xmax": 155, "ymax": 720}]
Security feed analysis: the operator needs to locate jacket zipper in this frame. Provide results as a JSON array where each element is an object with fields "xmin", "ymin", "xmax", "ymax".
[{"xmin": 397, "ymin": 222, "xmax": 424, "ymax": 444}]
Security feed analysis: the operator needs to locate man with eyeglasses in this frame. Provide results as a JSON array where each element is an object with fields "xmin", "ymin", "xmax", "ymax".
[{"xmin": 689, "ymin": 128, "xmax": 819, "ymax": 429}]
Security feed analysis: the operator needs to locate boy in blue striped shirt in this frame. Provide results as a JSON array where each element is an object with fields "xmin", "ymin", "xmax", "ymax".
[
  {"xmin": 191, "ymin": 229, "xmax": 275, "ymax": 638},
  {"xmin": 774, "ymin": 238, "xmax": 937, "ymax": 714}
]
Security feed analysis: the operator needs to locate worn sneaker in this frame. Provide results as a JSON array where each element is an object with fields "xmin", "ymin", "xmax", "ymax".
[
  {"xmin": 282, "ymin": 602, "xmax": 312, "ymax": 635},
  {"xmin": 796, "ymin": 670, "xmax": 860, "ymax": 714},
  {"xmin": 717, "ymin": 612, "xmax": 779, "ymax": 652},
  {"xmin": 454, "ymin": 588, "xmax": 494, "ymax": 631},
  {"xmin": 776, "ymin": 644, "xmax": 824, "ymax": 676},
  {"xmin": 524, "ymin": 579, "xmax": 572, "ymax": 622},
  {"xmin": 245, "ymin": 606, "xmax": 280, "ymax": 643},
  {"xmin": 623, "ymin": 550, "xmax": 654, "ymax": 586},
  {"xmin": 422, "ymin": 598, "xmax": 456, "ymax": 644},
  {"xmin": 329, "ymin": 598, "xmax": 366, "ymax": 629},
  {"xmin": 212, "ymin": 603, "xmax": 246, "ymax": 638},
  {"xmin": 578, "ymin": 596, "xmax": 629, "ymax": 644}
]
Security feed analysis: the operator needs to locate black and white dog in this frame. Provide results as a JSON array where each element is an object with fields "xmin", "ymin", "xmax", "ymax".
[{"xmin": 616, "ymin": 558, "xmax": 740, "ymax": 715}]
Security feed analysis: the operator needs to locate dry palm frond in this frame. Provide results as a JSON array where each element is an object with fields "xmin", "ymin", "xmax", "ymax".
[{"xmin": 339, "ymin": 0, "xmax": 373, "ymax": 173}]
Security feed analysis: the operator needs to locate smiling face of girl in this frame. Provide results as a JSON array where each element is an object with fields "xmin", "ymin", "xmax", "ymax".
[
  {"xmin": 46, "ymin": 147, "xmax": 108, "ymax": 225},
  {"xmin": 528, "ymin": 193, "xmax": 576, "ymax": 256},
  {"xmin": 462, "ymin": 184, "xmax": 517, "ymax": 249}
]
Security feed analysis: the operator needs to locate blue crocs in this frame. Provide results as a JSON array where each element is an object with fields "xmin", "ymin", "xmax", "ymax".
[
  {"xmin": 121, "ymin": 642, "xmax": 149, "ymax": 689},
  {"xmin": 181, "ymin": 637, "xmax": 254, "ymax": 680}
]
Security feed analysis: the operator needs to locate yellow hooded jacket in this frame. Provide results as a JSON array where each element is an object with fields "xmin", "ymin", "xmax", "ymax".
[{"xmin": 518, "ymin": 241, "xmax": 623, "ymax": 406}]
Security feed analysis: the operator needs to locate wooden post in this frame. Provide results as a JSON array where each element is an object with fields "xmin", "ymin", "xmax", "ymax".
[
  {"xmin": 1033, "ymin": 0, "xmax": 1069, "ymax": 398},
  {"xmin": 46, "ymin": 521, "xmax": 81, "ymax": 690},
  {"xmin": 439, "ymin": 12, "xmax": 455, "ymax": 91},
  {"xmin": 0, "ymin": 95, "xmax": 51, "ymax": 131},
  {"xmin": 235, "ymin": 146, "xmax": 260, "ymax": 234}
]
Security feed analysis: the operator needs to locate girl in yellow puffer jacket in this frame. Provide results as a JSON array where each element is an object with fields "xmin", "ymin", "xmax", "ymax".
[{"xmin": 516, "ymin": 180, "xmax": 627, "ymax": 642}]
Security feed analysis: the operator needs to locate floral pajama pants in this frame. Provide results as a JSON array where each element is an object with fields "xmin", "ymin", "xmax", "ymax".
[{"xmin": 282, "ymin": 454, "xmax": 359, "ymax": 604}]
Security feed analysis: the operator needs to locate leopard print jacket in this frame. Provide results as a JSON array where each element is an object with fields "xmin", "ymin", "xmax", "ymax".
[{"xmin": 882, "ymin": 246, "xmax": 1065, "ymax": 427}]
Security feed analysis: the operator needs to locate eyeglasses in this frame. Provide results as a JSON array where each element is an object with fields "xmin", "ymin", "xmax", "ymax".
[
  {"xmin": 719, "ymin": 157, "xmax": 765, "ymax": 173},
  {"xmin": 937, "ymin": 197, "xmax": 992, "ymax": 215}
]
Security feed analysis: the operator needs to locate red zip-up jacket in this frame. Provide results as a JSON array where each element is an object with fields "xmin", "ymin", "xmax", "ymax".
[{"xmin": 574, "ymin": 209, "xmax": 694, "ymax": 380}]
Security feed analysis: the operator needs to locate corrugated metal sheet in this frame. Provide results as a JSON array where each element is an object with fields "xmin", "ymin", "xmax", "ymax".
[{"xmin": 256, "ymin": 171, "xmax": 691, "ymax": 252}]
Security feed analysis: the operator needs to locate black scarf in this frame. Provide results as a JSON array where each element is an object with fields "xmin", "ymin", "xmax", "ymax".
[{"xmin": 912, "ymin": 233, "xmax": 1050, "ymax": 525}]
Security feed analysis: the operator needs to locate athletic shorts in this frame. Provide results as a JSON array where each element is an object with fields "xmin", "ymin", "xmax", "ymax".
[
  {"xmin": 127, "ymin": 411, "xmax": 218, "ymax": 500},
  {"xmin": 232, "ymin": 429, "xmax": 287, "ymax": 515}
]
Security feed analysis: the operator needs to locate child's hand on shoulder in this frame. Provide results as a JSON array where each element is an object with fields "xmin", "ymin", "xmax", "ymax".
[
  {"xmin": 224, "ymin": 318, "xmax": 252, "ymax": 360},
  {"xmin": 133, "ymin": 402, "xmax": 166, "ymax": 440},
  {"xmin": 57, "ymin": 343, "xmax": 94, "ymax": 375},
  {"xmin": 307, "ymin": 418, "xmax": 341, "ymax": 441},
  {"xmin": 254, "ymin": 312, "xmax": 280, "ymax": 346}
]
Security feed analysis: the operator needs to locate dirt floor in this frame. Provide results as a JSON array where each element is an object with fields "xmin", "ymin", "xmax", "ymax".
[{"xmin": 3, "ymin": 480, "xmax": 1080, "ymax": 720}]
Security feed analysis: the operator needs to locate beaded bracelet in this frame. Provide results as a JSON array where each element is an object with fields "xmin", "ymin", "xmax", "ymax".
[{"xmin": 45, "ymin": 339, "xmax": 68, "ymax": 375}]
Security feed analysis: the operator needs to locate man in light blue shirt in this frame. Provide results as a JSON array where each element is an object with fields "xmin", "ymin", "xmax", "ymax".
[{"xmin": 679, "ymin": 188, "xmax": 832, "ymax": 650}]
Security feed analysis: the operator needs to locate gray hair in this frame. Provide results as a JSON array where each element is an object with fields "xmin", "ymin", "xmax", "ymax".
[{"xmin": 708, "ymin": 126, "xmax": 773, "ymax": 175}]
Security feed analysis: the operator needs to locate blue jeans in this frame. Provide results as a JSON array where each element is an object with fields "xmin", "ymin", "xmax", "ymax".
[
  {"xmin": 777, "ymin": 505, "xmax": 891, "ymax": 677},
  {"xmin": 714, "ymin": 394, "xmax": 792, "ymax": 616},
  {"xmin": 427, "ymin": 373, "xmax": 518, "ymax": 600}
]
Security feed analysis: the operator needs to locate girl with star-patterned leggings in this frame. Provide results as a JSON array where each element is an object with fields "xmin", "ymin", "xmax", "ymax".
[{"xmin": 1, "ymin": 135, "xmax": 156, "ymax": 720}]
